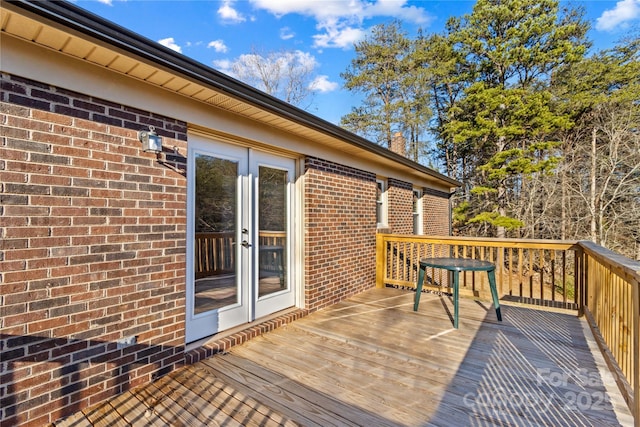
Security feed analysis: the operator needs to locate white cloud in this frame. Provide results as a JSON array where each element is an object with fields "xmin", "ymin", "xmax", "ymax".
[
  {"xmin": 208, "ymin": 40, "xmax": 229, "ymax": 53},
  {"xmin": 309, "ymin": 75, "xmax": 338, "ymax": 92},
  {"xmin": 313, "ymin": 25, "xmax": 365, "ymax": 49},
  {"xmin": 158, "ymin": 37, "xmax": 182, "ymax": 53},
  {"xmin": 212, "ymin": 59, "xmax": 233, "ymax": 74},
  {"xmin": 249, "ymin": 0, "xmax": 432, "ymax": 49},
  {"xmin": 96, "ymin": 0, "xmax": 113, "ymax": 5},
  {"xmin": 596, "ymin": 0, "xmax": 640, "ymax": 31},
  {"xmin": 218, "ymin": 0, "xmax": 246, "ymax": 23},
  {"xmin": 280, "ymin": 27, "xmax": 295, "ymax": 40}
]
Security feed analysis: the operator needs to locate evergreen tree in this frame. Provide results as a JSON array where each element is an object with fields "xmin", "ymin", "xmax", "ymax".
[
  {"xmin": 340, "ymin": 21, "xmax": 411, "ymax": 149},
  {"xmin": 442, "ymin": 0, "xmax": 589, "ymax": 237}
]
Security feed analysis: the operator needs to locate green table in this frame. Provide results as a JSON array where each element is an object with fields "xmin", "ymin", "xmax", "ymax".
[{"xmin": 414, "ymin": 257, "xmax": 502, "ymax": 328}]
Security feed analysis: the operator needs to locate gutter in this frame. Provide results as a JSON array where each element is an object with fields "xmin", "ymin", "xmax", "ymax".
[{"xmin": 5, "ymin": 0, "xmax": 462, "ymax": 188}]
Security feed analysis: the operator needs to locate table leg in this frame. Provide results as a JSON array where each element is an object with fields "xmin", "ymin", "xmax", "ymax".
[
  {"xmin": 487, "ymin": 269, "xmax": 502, "ymax": 321},
  {"xmin": 453, "ymin": 270, "xmax": 459, "ymax": 328},
  {"xmin": 414, "ymin": 264, "xmax": 425, "ymax": 311}
]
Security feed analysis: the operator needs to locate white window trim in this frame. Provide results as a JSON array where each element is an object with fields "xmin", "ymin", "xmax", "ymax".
[
  {"xmin": 413, "ymin": 188, "xmax": 423, "ymax": 235},
  {"xmin": 376, "ymin": 178, "xmax": 388, "ymax": 228}
]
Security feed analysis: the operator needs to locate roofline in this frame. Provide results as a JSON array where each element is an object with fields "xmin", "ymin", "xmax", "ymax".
[{"xmin": 6, "ymin": 0, "xmax": 462, "ymax": 188}]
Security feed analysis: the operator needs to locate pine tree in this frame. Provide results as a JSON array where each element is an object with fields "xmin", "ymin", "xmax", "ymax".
[
  {"xmin": 340, "ymin": 21, "xmax": 411, "ymax": 149},
  {"xmin": 442, "ymin": 0, "xmax": 589, "ymax": 237}
]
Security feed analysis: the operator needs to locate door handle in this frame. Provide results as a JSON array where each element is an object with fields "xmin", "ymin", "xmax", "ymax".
[{"xmin": 241, "ymin": 240, "xmax": 252, "ymax": 248}]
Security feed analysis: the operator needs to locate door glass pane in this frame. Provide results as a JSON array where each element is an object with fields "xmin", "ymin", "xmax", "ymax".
[
  {"xmin": 258, "ymin": 166, "xmax": 288, "ymax": 297},
  {"xmin": 193, "ymin": 154, "xmax": 238, "ymax": 314}
]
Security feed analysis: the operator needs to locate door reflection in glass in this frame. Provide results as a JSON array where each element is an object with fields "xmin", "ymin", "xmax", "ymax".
[
  {"xmin": 258, "ymin": 166, "xmax": 288, "ymax": 297},
  {"xmin": 193, "ymin": 155, "xmax": 238, "ymax": 314}
]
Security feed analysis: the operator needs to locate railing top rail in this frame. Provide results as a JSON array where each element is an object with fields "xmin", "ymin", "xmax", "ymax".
[
  {"xmin": 377, "ymin": 234, "xmax": 580, "ymax": 250},
  {"xmin": 579, "ymin": 240, "xmax": 640, "ymax": 286},
  {"xmin": 195, "ymin": 231, "xmax": 235, "ymax": 236},
  {"xmin": 258, "ymin": 230, "xmax": 287, "ymax": 236}
]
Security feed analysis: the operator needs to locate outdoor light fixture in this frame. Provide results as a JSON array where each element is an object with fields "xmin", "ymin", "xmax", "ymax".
[{"xmin": 138, "ymin": 125, "xmax": 162, "ymax": 153}]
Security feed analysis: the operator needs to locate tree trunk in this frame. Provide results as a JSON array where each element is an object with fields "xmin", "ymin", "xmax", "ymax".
[
  {"xmin": 561, "ymin": 164, "xmax": 567, "ymax": 241},
  {"xmin": 589, "ymin": 127, "xmax": 597, "ymax": 243},
  {"xmin": 497, "ymin": 183, "xmax": 506, "ymax": 239}
]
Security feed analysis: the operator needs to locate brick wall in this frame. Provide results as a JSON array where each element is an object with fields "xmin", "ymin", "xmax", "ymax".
[
  {"xmin": 0, "ymin": 73, "xmax": 188, "ymax": 426},
  {"xmin": 388, "ymin": 178, "xmax": 413, "ymax": 234},
  {"xmin": 423, "ymin": 188, "xmax": 451, "ymax": 236},
  {"xmin": 304, "ymin": 157, "xmax": 377, "ymax": 311}
]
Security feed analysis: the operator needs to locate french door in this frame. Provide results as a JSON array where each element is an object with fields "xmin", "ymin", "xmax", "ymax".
[{"xmin": 186, "ymin": 135, "xmax": 296, "ymax": 343}]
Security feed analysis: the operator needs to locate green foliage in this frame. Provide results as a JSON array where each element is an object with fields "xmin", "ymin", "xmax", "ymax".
[
  {"xmin": 453, "ymin": 200, "xmax": 471, "ymax": 223},
  {"xmin": 550, "ymin": 34, "xmax": 640, "ymax": 254},
  {"xmin": 468, "ymin": 212, "xmax": 525, "ymax": 230},
  {"xmin": 470, "ymin": 186, "xmax": 497, "ymax": 195},
  {"xmin": 339, "ymin": 0, "xmax": 638, "ymax": 255},
  {"xmin": 340, "ymin": 21, "xmax": 410, "ymax": 147},
  {"xmin": 340, "ymin": 21, "xmax": 435, "ymax": 161},
  {"xmin": 438, "ymin": 0, "xmax": 588, "ymax": 235}
]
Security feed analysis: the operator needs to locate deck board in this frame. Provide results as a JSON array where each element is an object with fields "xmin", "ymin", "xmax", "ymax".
[
  {"xmin": 106, "ymin": 390, "xmax": 168, "ymax": 427},
  {"xmin": 54, "ymin": 287, "xmax": 634, "ymax": 427}
]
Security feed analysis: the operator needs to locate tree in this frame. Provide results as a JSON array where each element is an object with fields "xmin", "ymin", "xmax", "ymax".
[
  {"xmin": 415, "ymin": 31, "xmax": 470, "ymax": 182},
  {"xmin": 340, "ymin": 21, "xmax": 412, "ymax": 149},
  {"xmin": 551, "ymin": 36, "xmax": 640, "ymax": 257},
  {"xmin": 441, "ymin": 0, "xmax": 589, "ymax": 238},
  {"xmin": 229, "ymin": 48, "xmax": 318, "ymax": 108}
]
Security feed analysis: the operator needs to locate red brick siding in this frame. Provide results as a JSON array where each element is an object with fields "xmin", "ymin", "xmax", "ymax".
[
  {"xmin": 388, "ymin": 178, "xmax": 413, "ymax": 234},
  {"xmin": 304, "ymin": 157, "xmax": 377, "ymax": 311},
  {"xmin": 0, "ymin": 74, "xmax": 187, "ymax": 426},
  {"xmin": 423, "ymin": 188, "xmax": 451, "ymax": 236}
]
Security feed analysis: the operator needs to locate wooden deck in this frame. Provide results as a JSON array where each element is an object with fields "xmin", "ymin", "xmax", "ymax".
[{"xmin": 54, "ymin": 287, "xmax": 634, "ymax": 427}]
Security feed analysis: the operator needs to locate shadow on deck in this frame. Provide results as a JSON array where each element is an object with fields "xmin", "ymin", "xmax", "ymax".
[{"xmin": 54, "ymin": 287, "xmax": 633, "ymax": 426}]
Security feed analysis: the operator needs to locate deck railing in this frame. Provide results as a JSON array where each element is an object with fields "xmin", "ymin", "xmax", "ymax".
[
  {"xmin": 578, "ymin": 241, "xmax": 640, "ymax": 424},
  {"xmin": 376, "ymin": 233, "xmax": 640, "ymax": 425},
  {"xmin": 376, "ymin": 234, "xmax": 581, "ymax": 308},
  {"xmin": 194, "ymin": 232, "xmax": 235, "ymax": 279},
  {"xmin": 195, "ymin": 231, "xmax": 286, "ymax": 278}
]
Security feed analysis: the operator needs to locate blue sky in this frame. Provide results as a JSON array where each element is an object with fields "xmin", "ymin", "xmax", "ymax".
[{"xmin": 76, "ymin": 0, "xmax": 640, "ymax": 125}]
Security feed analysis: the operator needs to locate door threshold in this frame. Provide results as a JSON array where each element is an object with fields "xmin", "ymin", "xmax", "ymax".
[{"xmin": 185, "ymin": 307, "xmax": 308, "ymax": 363}]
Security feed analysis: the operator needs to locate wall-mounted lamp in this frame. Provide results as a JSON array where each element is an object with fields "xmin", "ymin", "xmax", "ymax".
[{"xmin": 138, "ymin": 125, "xmax": 162, "ymax": 153}]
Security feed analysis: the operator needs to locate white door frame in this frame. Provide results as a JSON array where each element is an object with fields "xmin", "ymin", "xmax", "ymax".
[{"xmin": 185, "ymin": 134, "xmax": 298, "ymax": 343}]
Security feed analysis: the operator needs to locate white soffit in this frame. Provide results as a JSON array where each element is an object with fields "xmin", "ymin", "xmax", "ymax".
[{"xmin": 0, "ymin": 6, "xmax": 324, "ymax": 141}]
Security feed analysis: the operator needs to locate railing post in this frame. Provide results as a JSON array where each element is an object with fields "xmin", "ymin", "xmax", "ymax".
[
  {"xmin": 633, "ymin": 275, "xmax": 639, "ymax": 427},
  {"xmin": 576, "ymin": 247, "xmax": 585, "ymax": 317}
]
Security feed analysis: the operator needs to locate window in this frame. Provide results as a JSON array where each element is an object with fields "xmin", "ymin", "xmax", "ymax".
[
  {"xmin": 376, "ymin": 179, "xmax": 387, "ymax": 227},
  {"xmin": 413, "ymin": 188, "xmax": 423, "ymax": 235}
]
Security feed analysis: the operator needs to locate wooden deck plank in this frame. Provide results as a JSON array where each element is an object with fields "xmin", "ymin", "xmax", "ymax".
[
  {"xmin": 230, "ymin": 290, "xmax": 632, "ymax": 422},
  {"xmin": 132, "ymin": 376, "xmax": 201, "ymax": 427},
  {"xmin": 302, "ymin": 296, "xmax": 596, "ymax": 374},
  {"xmin": 52, "ymin": 287, "xmax": 633, "ymax": 427},
  {"xmin": 51, "ymin": 410, "xmax": 93, "ymax": 427},
  {"xmin": 230, "ymin": 327, "xmax": 492, "ymax": 426},
  {"xmin": 153, "ymin": 374, "xmax": 229, "ymax": 426},
  {"xmin": 106, "ymin": 390, "xmax": 168, "ymax": 427},
  {"xmin": 236, "ymin": 321, "xmax": 591, "ymax": 427},
  {"xmin": 177, "ymin": 365, "xmax": 293, "ymax": 427},
  {"xmin": 200, "ymin": 355, "xmax": 382, "ymax": 426},
  {"xmin": 224, "ymin": 343, "xmax": 421, "ymax": 424},
  {"xmin": 81, "ymin": 401, "xmax": 129, "ymax": 427}
]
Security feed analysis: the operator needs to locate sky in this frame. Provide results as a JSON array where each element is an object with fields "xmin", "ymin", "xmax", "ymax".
[{"xmin": 76, "ymin": 0, "xmax": 640, "ymax": 125}]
